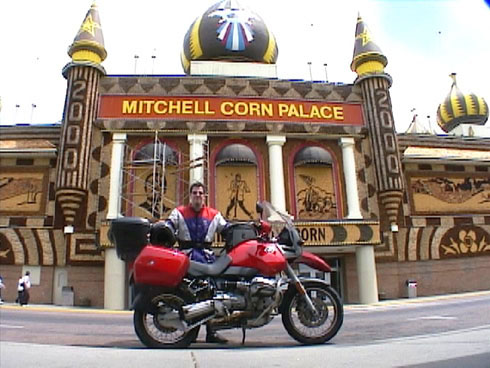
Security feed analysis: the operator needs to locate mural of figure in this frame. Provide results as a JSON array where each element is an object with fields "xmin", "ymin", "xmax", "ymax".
[
  {"xmin": 0, "ymin": 177, "xmax": 42, "ymax": 206},
  {"xmin": 139, "ymin": 172, "xmax": 170, "ymax": 218},
  {"xmin": 297, "ymin": 174, "xmax": 336, "ymax": 217},
  {"xmin": 225, "ymin": 173, "xmax": 253, "ymax": 219}
]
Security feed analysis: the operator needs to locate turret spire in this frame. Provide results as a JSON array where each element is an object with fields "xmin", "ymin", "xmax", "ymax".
[
  {"xmin": 56, "ymin": 3, "xmax": 107, "ymax": 227},
  {"xmin": 66, "ymin": 3, "xmax": 107, "ymax": 73},
  {"xmin": 351, "ymin": 14, "xmax": 387, "ymax": 78}
]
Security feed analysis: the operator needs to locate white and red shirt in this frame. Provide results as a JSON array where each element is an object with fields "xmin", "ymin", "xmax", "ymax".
[{"xmin": 166, "ymin": 205, "xmax": 227, "ymax": 244}]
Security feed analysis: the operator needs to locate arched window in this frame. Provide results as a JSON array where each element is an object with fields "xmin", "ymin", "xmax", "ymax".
[
  {"xmin": 129, "ymin": 141, "xmax": 180, "ymax": 219},
  {"xmin": 293, "ymin": 146, "xmax": 339, "ymax": 220},
  {"xmin": 214, "ymin": 143, "xmax": 258, "ymax": 220}
]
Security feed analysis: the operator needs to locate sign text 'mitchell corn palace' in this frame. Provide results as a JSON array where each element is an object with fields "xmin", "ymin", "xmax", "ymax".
[{"xmin": 98, "ymin": 96, "xmax": 364, "ymax": 125}]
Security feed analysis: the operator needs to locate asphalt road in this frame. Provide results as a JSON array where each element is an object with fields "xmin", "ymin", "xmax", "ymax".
[{"xmin": 1, "ymin": 291, "xmax": 490, "ymax": 367}]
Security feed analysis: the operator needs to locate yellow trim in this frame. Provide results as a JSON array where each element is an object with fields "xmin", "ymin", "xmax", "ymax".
[
  {"xmin": 71, "ymin": 50, "xmax": 102, "ymax": 64},
  {"xmin": 181, "ymin": 51, "xmax": 190, "ymax": 73},
  {"xmin": 356, "ymin": 60, "xmax": 384, "ymax": 75},
  {"xmin": 450, "ymin": 93, "xmax": 464, "ymax": 118},
  {"xmin": 263, "ymin": 29, "xmax": 276, "ymax": 63},
  {"xmin": 439, "ymin": 103, "xmax": 451, "ymax": 123},
  {"xmin": 465, "ymin": 95, "xmax": 477, "ymax": 115},
  {"xmin": 189, "ymin": 16, "xmax": 203, "ymax": 59},
  {"xmin": 477, "ymin": 96, "xmax": 488, "ymax": 115},
  {"xmin": 70, "ymin": 40, "xmax": 107, "ymax": 60},
  {"xmin": 352, "ymin": 51, "xmax": 386, "ymax": 64}
]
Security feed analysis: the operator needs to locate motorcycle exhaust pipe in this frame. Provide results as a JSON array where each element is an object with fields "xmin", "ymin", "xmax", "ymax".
[{"xmin": 182, "ymin": 300, "xmax": 215, "ymax": 321}]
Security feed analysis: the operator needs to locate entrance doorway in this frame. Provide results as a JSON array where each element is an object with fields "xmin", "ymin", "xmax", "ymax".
[{"xmin": 297, "ymin": 256, "xmax": 344, "ymax": 300}]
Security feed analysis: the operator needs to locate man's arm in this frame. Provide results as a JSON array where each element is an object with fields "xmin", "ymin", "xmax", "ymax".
[{"xmin": 164, "ymin": 208, "xmax": 180, "ymax": 233}]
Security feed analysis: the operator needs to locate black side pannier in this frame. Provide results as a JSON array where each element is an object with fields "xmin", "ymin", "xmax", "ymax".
[
  {"xmin": 224, "ymin": 223, "xmax": 257, "ymax": 250},
  {"xmin": 108, "ymin": 217, "xmax": 150, "ymax": 261}
]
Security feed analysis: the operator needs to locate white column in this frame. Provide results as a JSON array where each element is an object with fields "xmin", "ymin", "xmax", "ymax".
[
  {"xmin": 188, "ymin": 134, "xmax": 208, "ymax": 185},
  {"xmin": 266, "ymin": 135, "xmax": 287, "ymax": 212},
  {"xmin": 105, "ymin": 133, "xmax": 127, "ymax": 310},
  {"xmin": 339, "ymin": 137, "xmax": 363, "ymax": 219},
  {"xmin": 356, "ymin": 245, "xmax": 379, "ymax": 304}
]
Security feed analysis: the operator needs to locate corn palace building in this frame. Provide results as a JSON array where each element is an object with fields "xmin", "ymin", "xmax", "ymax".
[{"xmin": 0, "ymin": 2, "xmax": 489, "ymax": 309}]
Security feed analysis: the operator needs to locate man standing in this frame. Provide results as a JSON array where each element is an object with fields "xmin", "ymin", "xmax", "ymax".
[
  {"xmin": 225, "ymin": 173, "xmax": 253, "ymax": 219},
  {"xmin": 165, "ymin": 181, "xmax": 229, "ymax": 343},
  {"xmin": 0, "ymin": 275, "xmax": 5, "ymax": 304},
  {"xmin": 17, "ymin": 271, "xmax": 31, "ymax": 306}
]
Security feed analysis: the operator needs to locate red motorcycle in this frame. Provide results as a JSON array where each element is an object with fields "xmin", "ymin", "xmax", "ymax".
[{"xmin": 109, "ymin": 201, "xmax": 343, "ymax": 348}]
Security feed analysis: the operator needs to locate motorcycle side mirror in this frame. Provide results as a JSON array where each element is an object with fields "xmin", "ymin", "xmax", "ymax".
[{"xmin": 256, "ymin": 202, "xmax": 263, "ymax": 215}]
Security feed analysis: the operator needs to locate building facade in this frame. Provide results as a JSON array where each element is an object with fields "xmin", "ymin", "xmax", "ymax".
[{"xmin": 1, "ymin": 2, "xmax": 489, "ymax": 308}]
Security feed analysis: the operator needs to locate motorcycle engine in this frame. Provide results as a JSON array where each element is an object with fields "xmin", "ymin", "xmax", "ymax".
[{"xmin": 250, "ymin": 277, "xmax": 277, "ymax": 297}]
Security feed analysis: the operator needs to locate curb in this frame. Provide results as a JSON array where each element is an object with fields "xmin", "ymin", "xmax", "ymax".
[
  {"xmin": 344, "ymin": 290, "xmax": 490, "ymax": 310},
  {"xmin": 1, "ymin": 290, "xmax": 489, "ymax": 313}
]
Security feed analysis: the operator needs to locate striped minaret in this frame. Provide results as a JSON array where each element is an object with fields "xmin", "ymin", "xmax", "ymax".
[
  {"xmin": 56, "ymin": 3, "xmax": 107, "ymax": 226},
  {"xmin": 351, "ymin": 15, "xmax": 404, "ymax": 229}
]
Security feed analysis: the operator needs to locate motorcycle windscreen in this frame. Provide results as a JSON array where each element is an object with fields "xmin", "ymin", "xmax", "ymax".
[
  {"xmin": 228, "ymin": 241, "xmax": 287, "ymax": 276},
  {"xmin": 133, "ymin": 246, "xmax": 189, "ymax": 287}
]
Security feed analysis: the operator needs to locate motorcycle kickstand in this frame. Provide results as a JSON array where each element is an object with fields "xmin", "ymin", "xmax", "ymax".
[{"xmin": 241, "ymin": 327, "xmax": 246, "ymax": 345}]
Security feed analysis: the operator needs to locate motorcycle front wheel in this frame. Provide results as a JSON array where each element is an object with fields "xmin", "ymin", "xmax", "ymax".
[
  {"xmin": 281, "ymin": 281, "xmax": 343, "ymax": 344},
  {"xmin": 133, "ymin": 292, "xmax": 199, "ymax": 348}
]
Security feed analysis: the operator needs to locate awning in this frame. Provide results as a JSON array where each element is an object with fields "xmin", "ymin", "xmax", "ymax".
[
  {"xmin": 403, "ymin": 146, "xmax": 490, "ymax": 163},
  {"xmin": 0, "ymin": 140, "xmax": 57, "ymax": 157},
  {"xmin": 133, "ymin": 142, "xmax": 178, "ymax": 165},
  {"xmin": 294, "ymin": 146, "xmax": 332, "ymax": 166},
  {"xmin": 216, "ymin": 144, "xmax": 257, "ymax": 166}
]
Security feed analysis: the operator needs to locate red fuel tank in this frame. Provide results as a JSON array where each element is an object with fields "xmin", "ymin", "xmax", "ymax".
[
  {"xmin": 133, "ymin": 245, "xmax": 189, "ymax": 287},
  {"xmin": 228, "ymin": 240, "xmax": 287, "ymax": 276}
]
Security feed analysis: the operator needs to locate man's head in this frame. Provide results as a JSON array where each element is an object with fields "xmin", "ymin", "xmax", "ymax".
[{"xmin": 189, "ymin": 181, "xmax": 206, "ymax": 212}]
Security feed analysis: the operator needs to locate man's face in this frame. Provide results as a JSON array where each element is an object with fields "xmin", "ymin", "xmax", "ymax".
[{"xmin": 190, "ymin": 185, "xmax": 205, "ymax": 212}]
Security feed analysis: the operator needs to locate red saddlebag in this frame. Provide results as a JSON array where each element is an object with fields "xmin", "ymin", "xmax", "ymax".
[{"xmin": 133, "ymin": 246, "xmax": 189, "ymax": 287}]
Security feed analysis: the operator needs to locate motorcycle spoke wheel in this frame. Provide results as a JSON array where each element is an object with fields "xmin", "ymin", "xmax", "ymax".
[
  {"xmin": 282, "ymin": 282, "xmax": 343, "ymax": 345},
  {"xmin": 134, "ymin": 293, "xmax": 198, "ymax": 348}
]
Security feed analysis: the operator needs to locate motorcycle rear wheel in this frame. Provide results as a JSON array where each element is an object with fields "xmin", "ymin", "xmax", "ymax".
[
  {"xmin": 133, "ymin": 292, "xmax": 199, "ymax": 348},
  {"xmin": 282, "ymin": 281, "xmax": 343, "ymax": 344}
]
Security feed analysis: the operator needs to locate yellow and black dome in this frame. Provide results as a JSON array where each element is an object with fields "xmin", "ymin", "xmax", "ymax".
[
  {"xmin": 437, "ymin": 73, "xmax": 488, "ymax": 133},
  {"xmin": 181, "ymin": 0, "xmax": 278, "ymax": 74}
]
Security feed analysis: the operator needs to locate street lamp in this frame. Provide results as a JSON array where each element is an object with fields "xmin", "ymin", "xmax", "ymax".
[
  {"xmin": 307, "ymin": 61, "xmax": 313, "ymax": 81},
  {"xmin": 14, "ymin": 104, "xmax": 20, "ymax": 124},
  {"xmin": 134, "ymin": 55, "xmax": 139, "ymax": 74},
  {"xmin": 151, "ymin": 55, "xmax": 156, "ymax": 74},
  {"xmin": 31, "ymin": 104, "xmax": 37, "ymax": 124}
]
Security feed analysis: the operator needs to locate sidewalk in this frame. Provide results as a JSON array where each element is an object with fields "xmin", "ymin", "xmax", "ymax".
[{"xmin": 1, "ymin": 290, "xmax": 489, "ymax": 313}]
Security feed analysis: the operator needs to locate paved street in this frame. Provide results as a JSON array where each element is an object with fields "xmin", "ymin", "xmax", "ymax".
[{"xmin": 1, "ymin": 291, "xmax": 490, "ymax": 367}]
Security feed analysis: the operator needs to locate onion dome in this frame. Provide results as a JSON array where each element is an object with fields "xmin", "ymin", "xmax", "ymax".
[
  {"xmin": 68, "ymin": 3, "xmax": 107, "ymax": 65},
  {"xmin": 351, "ymin": 14, "xmax": 387, "ymax": 77},
  {"xmin": 437, "ymin": 73, "xmax": 489, "ymax": 133},
  {"xmin": 181, "ymin": 0, "xmax": 278, "ymax": 74}
]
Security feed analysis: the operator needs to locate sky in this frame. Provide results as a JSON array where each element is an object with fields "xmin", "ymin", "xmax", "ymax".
[{"xmin": 0, "ymin": 0, "xmax": 489, "ymax": 133}]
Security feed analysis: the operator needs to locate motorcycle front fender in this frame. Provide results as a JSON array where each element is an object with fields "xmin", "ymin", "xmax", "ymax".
[
  {"xmin": 294, "ymin": 251, "xmax": 332, "ymax": 272},
  {"xmin": 279, "ymin": 278, "xmax": 332, "ymax": 314}
]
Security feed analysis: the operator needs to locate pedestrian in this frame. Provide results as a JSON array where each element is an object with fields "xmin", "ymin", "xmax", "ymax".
[
  {"xmin": 164, "ymin": 181, "xmax": 229, "ymax": 343},
  {"xmin": 0, "ymin": 275, "xmax": 5, "ymax": 304},
  {"xmin": 17, "ymin": 271, "xmax": 31, "ymax": 306}
]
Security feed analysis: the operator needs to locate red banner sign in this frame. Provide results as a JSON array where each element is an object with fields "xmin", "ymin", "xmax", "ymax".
[{"xmin": 98, "ymin": 95, "xmax": 364, "ymax": 125}]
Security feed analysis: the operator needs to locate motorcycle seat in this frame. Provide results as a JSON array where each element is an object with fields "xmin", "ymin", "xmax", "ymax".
[{"xmin": 188, "ymin": 254, "xmax": 232, "ymax": 277}]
